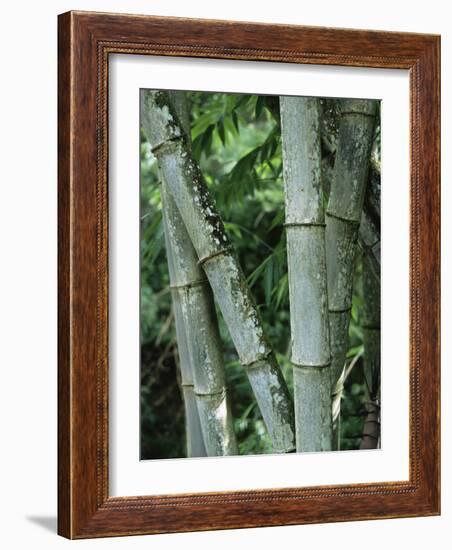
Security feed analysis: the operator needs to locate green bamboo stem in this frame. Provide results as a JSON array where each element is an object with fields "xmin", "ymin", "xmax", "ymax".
[
  {"xmin": 141, "ymin": 90, "xmax": 295, "ymax": 453},
  {"xmin": 280, "ymin": 96, "xmax": 332, "ymax": 452},
  {"xmin": 160, "ymin": 92, "xmax": 237, "ymax": 457},
  {"xmin": 360, "ymin": 255, "xmax": 381, "ymax": 449},
  {"xmin": 325, "ymin": 99, "xmax": 377, "ymax": 448}
]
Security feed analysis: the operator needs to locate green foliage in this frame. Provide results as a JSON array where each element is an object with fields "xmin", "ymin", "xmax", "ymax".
[{"xmin": 140, "ymin": 91, "xmax": 380, "ymax": 459}]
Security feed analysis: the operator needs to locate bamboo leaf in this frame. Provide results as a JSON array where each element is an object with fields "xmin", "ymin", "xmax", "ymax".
[
  {"xmin": 218, "ymin": 118, "xmax": 226, "ymax": 146},
  {"xmin": 256, "ymin": 96, "xmax": 266, "ymax": 119}
]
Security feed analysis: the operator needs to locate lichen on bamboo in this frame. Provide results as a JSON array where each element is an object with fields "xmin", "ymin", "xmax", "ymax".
[
  {"xmin": 159, "ymin": 91, "xmax": 237, "ymax": 457},
  {"xmin": 141, "ymin": 89, "xmax": 295, "ymax": 453}
]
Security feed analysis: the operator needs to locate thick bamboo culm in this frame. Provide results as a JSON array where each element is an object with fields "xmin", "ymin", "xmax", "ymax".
[
  {"xmin": 360, "ymin": 255, "xmax": 381, "ymax": 449},
  {"xmin": 160, "ymin": 91, "xmax": 237, "ymax": 456},
  {"xmin": 326, "ymin": 99, "xmax": 377, "ymax": 385},
  {"xmin": 267, "ymin": 98, "xmax": 381, "ymax": 284},
  {"xmin": 325, "ymin": 99, "xmax": 377, "ymax": 447},
  {"xmin": 141, "ymin": 90, "xmax": 295, "ymax": 453},
  {"xmin": 280, "ymin": 96, "xmax": 332, "ymax": 452}
]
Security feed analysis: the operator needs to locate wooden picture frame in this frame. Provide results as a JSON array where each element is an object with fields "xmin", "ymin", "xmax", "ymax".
[{"xmin": 58, "ymin": 10, "xmax": 440, "ymax": 539}]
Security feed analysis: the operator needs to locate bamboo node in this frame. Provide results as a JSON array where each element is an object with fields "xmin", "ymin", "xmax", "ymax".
[
  {"xmin": 284, "ymin": 221, "xmax": 326, "ymax": 228},
  {"xmin": 194, "ymin": 389, "xmax": 227, "ymax": 398},
  {"xmin": 329, "ymin": 306, "xmax": 352, "ymax": 314},
  {"xmin": 242, "ymin": 350, "xmax": 272, "ymax": 368},
  {"xmin": 169, "ymin": 279, "xmax": 208, "ymax": 291},
  {"xmin": 198, "ymin": 246, "xmax": 233, "ymax": 266},
  {"xmin": 340, "ymin": 111, "xmax": 376, "ymax": 118},
  {"xmin": 292, "ymin": 361, "xmax": 331, "ymax": 369},
  {"xmin": 326, "ymin": 210, "xmax": 361, "ymax": 225},
  {"xmin": 150, "ymin": 135, "xmax": 183, "ymax": 155}
]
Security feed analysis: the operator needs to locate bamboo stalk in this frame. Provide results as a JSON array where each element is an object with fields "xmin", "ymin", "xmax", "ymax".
[
  {"xmin": 141, "ymin": 90, "xmax": 295, "ymax": 453},
  {"xmin": 161, "ymin": 92, "xmax": 205, "ymax": 457},
  {"xmin": 323, "ymin": 158, "xmax": 381, "ymax": 283},
  {"xmin": 325, "ymin": 98, "xmax": 377, "ymax": 448},
  {"xmin": 280, "ymin": 96, "xmax": 332, "ymax": 452},
  {"xmin": 163, "ymin": 193, "xmax": 237, "ymax": 456},
  {"xmin": 160, "ymin": 92, "xmax": 237, "ymax": 456},
  {"xmin": 320, "ymin": 102, "xmax": 381, "ymax": 283},
  {"xmin": 171, "ymin": 283, "xmax": 207, "ymax": 457},
  {"xmin": 359, "ymin": 207, "xmax": 380, "ymax": 282},
  {"xmin": 360, "ymin": 255, "xmax": 381, "ymax": 449}
]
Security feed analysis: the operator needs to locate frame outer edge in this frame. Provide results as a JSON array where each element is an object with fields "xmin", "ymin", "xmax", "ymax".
[
  {"xmin": 57, "ymin": 11, "xmax": 73, "ymax": 539},
  {"xmin": 57, "ymin": 10, "xmax": 441, "ymax": 538}
]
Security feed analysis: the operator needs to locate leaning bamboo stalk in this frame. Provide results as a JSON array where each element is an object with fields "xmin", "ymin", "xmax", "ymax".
[
  {"xmin": 141, "ymin": 90, "xmax": 295, "ymax": 453},
  {"xmin": 160, "ymin": 92, "xmax": 205, "ymax": 457},
  {"xmin": 163, "ymin": 201, "xmax": 237, "ymax": 456},
  {"xmin": 325, "ymin": 99, "xmax": 377, "ymax": 446},
  {"xmin": 161, "ymin": 91, "xmax": 237, "ymax": 456},
  {"xmin": 280, "ymin": 96, "xmax": 332, "ymax": 452},
  {"xmin": 360, "ymin": 255, "xmax": 381, "ymax": 449}
]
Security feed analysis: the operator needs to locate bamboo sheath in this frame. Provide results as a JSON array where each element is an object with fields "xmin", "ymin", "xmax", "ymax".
[
  {"xmin": 326, "ymin": 99, "xmax": 377, "ymax": 395},
  {"xmin": 360, "ymin": 255, "xmax": 381, "ymax": 449},
  {"xmin": 141, "ymin": 90, "xmax": 295, "ymax": 453},
  {"xmin": 159, "ymin": 92, "xmax": 237, "ymax": 456},
  {"xmin": 280, "ymin": 96, "xmax": 332, "ymax": 452}
]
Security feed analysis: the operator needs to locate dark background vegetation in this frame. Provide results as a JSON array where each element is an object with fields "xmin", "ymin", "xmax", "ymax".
[{"xmin": 140, "ymin": 91, "xmax": 379, "ymax": 459}]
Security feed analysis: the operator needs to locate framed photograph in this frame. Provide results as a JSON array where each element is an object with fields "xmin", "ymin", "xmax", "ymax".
[{"xmin": 58, "ymin": 11, "xmax": 440, "ymax": 539}]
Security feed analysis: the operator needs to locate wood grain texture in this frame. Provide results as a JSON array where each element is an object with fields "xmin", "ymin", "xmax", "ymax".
[{"xmin": 58, "ymin": 10, "xmax": 440, "ymax": 539}]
